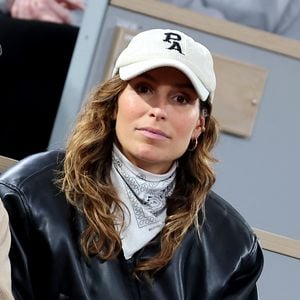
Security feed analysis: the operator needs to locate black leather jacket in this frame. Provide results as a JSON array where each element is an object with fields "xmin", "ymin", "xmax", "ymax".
[{"xmin": 0, "ymin": 151, "xmax": 263, "ymax": 300}]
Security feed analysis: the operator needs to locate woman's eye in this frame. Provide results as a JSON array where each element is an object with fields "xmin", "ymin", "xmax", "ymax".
[
  {"xmin": 135, "ymin": 84, "xmax": 152, "ymax": 94},
  {"xmin": 174, "ymin": 94, "xmax": 189, "ymax": 104}
]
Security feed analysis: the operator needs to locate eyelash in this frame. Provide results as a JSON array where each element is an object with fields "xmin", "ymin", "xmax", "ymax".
[
  {"xmin": 134, "ymin": 83, "xmax": 192, "ymax": 105},
  {"xmin": 135, "ymin": 84, "xmax": 152, "ymax": 94},
  {"xmin": 173, "ymin": 94, "xmax": 190, "ymax": 105}
]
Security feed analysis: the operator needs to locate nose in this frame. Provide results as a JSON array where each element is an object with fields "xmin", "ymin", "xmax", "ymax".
[
  {"xmin": 148, "ymin": 105, "xmax": 167, "ymax": 120},
  {"xmin": 148, "ymin": 93, "xmax": 168, "ymax": 120}
]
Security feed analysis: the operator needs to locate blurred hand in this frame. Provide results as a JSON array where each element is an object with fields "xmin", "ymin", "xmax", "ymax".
[{"xmin": 10, "ymin": 0, "xmax": 85, "ymax": 24}]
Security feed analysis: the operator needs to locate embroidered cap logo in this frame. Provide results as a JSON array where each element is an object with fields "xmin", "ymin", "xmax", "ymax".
[{"xmin": 163, "ymin": 32, "xmax": 184, "ymax": 55}]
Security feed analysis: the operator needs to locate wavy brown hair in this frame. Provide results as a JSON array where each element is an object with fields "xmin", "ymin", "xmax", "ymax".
[{"xmin": 58, "ymin": 75, "xmax": 219, "ymax": 275}]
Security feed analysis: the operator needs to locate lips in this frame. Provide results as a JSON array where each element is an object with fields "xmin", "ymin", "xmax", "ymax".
[{"xmin": 136, "ymin": 127, "xmax": 171, "ymax": 139}]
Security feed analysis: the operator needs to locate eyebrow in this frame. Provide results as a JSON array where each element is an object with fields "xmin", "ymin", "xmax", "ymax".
[{"xmin": 138, "ymin": 73, "xmax": 196, "ymax": 90}]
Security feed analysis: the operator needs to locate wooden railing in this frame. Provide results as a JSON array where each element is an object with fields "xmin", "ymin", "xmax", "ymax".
[
  {"xmin": 0, "ymin": 155, "xmax": 18, "ymax": 174},
  {"xmin": 254, "ymin": 228, "xmax": 300, "ymax": 259}
]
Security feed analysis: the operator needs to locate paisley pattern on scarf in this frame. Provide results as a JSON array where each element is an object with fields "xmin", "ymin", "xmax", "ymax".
[
  {"xmin": 111, "ymin": 145, "xmax": 177, "ymax": 258},
  {"xmin": 112, "ymin": 146, "xmax": 176, "ymax": 228}
]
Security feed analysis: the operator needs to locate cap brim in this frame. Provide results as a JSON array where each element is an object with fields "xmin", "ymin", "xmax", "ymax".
[{"xmin": 117, "ymin": 58, "xmax": 210, "ymax": 101}]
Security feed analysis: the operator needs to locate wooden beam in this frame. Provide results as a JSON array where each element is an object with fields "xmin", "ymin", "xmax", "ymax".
[
  {"xmin": 110, "ymin": 0, "xmax": 300, "ymax": 60},
  {"xmin": 0, "ymin": 156, "xmax": 18, "ymax": 174},
  {"xmin": 254, "ymin": 228, "xmax": 300, "ymax": 259}
]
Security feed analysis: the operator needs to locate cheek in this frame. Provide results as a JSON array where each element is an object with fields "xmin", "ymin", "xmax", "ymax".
[
  {"xmin": 117, "ymin": 90, "xmax": 145, "ymax": 121},
  {"xmin": 173, "ymin": 110, "xmax": 200, "ymax": 138}
]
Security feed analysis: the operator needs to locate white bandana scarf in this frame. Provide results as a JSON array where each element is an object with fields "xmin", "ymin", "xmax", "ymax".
[{"xmin": 111, "ymin": 145, "xmax": 177, "ymax": 259}]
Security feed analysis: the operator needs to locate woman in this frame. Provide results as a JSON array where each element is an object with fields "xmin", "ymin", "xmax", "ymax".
[{"xmin": 0, "ymin": 29, "xmax": 263, "ymax": 299}]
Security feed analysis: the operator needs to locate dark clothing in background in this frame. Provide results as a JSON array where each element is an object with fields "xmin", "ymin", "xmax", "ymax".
[{"xmin": 0, "ymin": 14, "xmax": 79, "ymax": 160}]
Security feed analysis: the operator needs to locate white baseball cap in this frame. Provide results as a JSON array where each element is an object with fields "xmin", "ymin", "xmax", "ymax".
[{"xmin": 112, "ymin": 28, "xmax": 216, "ymax": 103}]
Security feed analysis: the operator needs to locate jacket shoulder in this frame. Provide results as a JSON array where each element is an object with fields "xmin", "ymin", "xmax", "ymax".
[
  {"xmin": 196, "ymin": 191, "xmax": 263, "ymax": 298},
  {"xmin": 205, "ymin": 191, "xmax": 254, "ymax": 230},
  {"xmin": 0, "ymin": 150, "xmax": 65, "ymax": 188},
  {"xmin": 203, "ymin": 191, "xmax": 258, "ymax": 252}
]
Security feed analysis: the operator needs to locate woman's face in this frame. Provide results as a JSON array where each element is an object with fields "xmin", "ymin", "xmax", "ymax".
[{"xmin": 115, "ymin": 67, "xmax": 205, "ymax": 174}]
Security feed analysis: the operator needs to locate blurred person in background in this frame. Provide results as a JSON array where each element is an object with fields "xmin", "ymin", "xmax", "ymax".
[
  {"xmin": 0, "ymin": 0, "xmax": 85, "ymax": 160},
  {"xmin": 162, "ymin": 0, "xmax": 300, "ymax": 40},
  {"xmin": 1, "ymin": 0, "xmax": 84, "ymax": 25}
]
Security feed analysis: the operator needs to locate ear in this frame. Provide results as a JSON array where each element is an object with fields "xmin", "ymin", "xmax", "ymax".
[{"xmin": 192, "ymin": 115, "xmax": 206, "ymax": 139}]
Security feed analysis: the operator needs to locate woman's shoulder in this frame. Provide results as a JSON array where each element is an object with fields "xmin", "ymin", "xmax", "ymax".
[
  {"xmin": 205, "ymin": 191, "xmax": 254, "ymax": 230},
  {"xmin": 0, "ymin": 150, "xmax": 69, "ymax": 228},
  {"xmin": 202, "ymin": 191, "xmax": 258, "ymax": 251},
  {"xmin": 0, "ymin": 150, "xmax": 65, "ymax": 188},
  {"xmin": 192, "ymin": 192, "xmax": 264, "ymax": 295}
]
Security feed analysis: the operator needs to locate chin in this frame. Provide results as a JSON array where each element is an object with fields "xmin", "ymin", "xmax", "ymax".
[{"xmin": 136, "ymin": 145, "xmax": 162, "ymax": 160}]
